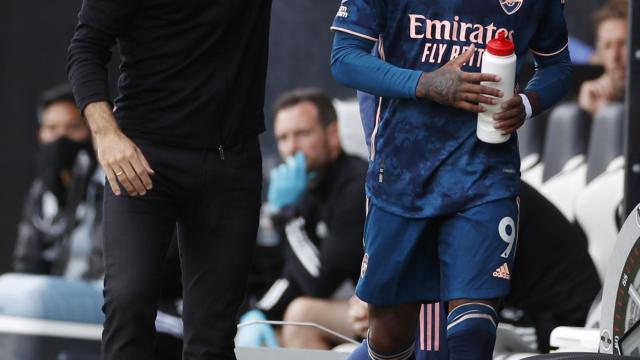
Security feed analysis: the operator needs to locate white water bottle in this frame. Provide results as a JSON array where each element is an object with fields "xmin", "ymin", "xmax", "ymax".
[{"xmin": 477, "ymin": 32, "xmax": 516, "ymax": 144}]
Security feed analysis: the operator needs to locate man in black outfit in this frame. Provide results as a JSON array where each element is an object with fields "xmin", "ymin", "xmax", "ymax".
[
  {"xmin": 66, "ymin": 1, "xmax": 271, "ymax": 359},
  {"xmin": 237, "ymin": 89, "xmax": 367, "ymax": 349}
]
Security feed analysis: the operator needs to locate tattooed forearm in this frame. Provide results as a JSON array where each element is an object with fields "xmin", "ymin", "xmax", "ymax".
[{"xmin": 416, "ymin": 68, "xmax": 461, "ymax": 105}]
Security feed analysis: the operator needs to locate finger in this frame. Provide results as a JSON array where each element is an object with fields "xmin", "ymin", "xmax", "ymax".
[
  {"xmin": 460, "ymin": 83, "xmax": 503, "ymax": 98},
  {"xmin": 117, "ymin": 163, "xmax": 140, "ymax": 196},
  {"xmin": 459, "ymin": 92, "xmax": 498, "ymax": 105},
  {"xmin": 129, "ymin": 156, "xmax": 153, "ymax": 191},
  {"xmin": 105, "ymin": 166, "xmax": 122, "ymax": 196},
  {"xmin": 500, "ymin": 96, "xmax": 523, "ymax": 110},
  {"xmin": 460, "ymin": 72, "xmax": 501, "ymax": 84},
  {"xmin": 452, "ymin": 44, "xmax": 475, "ymax": 67},
  {"xmin": 122, "ymin": 161, "xmax": 148, "ymax": 195},
  {"xmin": 136, "ymin": 147, "xmax": 155, "ymax": 175},
  {"xmin": 495, "ymin": 118, "xmax": 525, "ymax": 133},
  {"xmin": 499, "ymin": 122, "xmax": 523, "ymax": 135},
  {"xmin": 494, "ymin": 107, "xmax": 523, "ymax": 121},
  {"xmin": 454, "ymin": 101, "xmax": 486, "ymax": 113}
]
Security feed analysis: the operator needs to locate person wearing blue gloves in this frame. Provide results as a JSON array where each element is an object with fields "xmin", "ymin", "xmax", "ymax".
[{"xmin": 236, "ymin": 88, "xmax": 368, "ymax": 349}]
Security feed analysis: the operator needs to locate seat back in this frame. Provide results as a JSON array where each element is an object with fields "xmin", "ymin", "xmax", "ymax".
[
  {"xmin": 575, "ymin": 164, "xmax": 624, "ymax": 281},
  {"xmin": 518, "ymin": 112, "xmax": 548, "ymax": 172},
  {"xmin": 585, "ymin": 103, "xmax": 624, "ymax": 183},
  {"xmin": 334, "ymin": 98, "xmax": 369, "ymax": 161},
  {"xmin": 542, "ymin": 103, "xmax": 591, "ymax": 182}
]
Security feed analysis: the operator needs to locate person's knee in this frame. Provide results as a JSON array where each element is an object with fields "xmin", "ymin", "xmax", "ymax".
[
  {"xmin": 283, "ymin": 297, "xmax": 319, "ymax": 323},
  {"xmin": 368, "ymin": 304, "xmax": 419, "ymax": 354},
  {"xmin": 282, "ymin": 297, "xmax": 317, "ymax": 343}
]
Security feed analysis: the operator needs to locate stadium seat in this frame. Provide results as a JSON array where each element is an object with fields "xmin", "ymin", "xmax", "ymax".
[
  {"xmin": 519, "ymin": 113, "xmax": 549, "ymax": 192},
  {"xmin": 0, "ymin": 274, "xmax": 103, "ymax": 324},
  {"xmin": 518, "ymin": 113, "xmax": 548, "ymax": 173},
  {"xmin": 585, "ymin": 104, "xmax": 624, "ymax": 183},
  {"xmin": 541, "ymin": 103, "xmax": 591, "ymax": 182},
  {"xmin": 539, "ymin": 103, "xmax": 591, "ymax": 221},
  {"xmin": 334, "ymin": 98, "xmax": 369, "ymax": 160},
  {"xmin": 575, "ymin": 104, "xmax": 625, "ymax": 281}
]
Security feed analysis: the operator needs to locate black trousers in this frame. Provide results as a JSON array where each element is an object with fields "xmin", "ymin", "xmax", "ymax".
[{"xmin": 101, "ymin": 137, "xmax": 262, "ymax": 360}]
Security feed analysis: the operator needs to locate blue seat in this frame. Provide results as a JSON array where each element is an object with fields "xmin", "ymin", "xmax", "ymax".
[{"xmin": 0, "ymin": 274, "xmax": 103, "ymax": 324}]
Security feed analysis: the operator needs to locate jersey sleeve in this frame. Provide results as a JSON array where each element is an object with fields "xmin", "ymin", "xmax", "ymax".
[
  {"xmin": 528, "ymin": 0, "xmax": 569, "ymax": 57},
  {"xmin": 330, "ymin": 0, "xmax": 386, "ymax": 42}
]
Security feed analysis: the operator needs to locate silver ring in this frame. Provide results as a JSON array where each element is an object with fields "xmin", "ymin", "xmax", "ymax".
[{"xmin": 115, "ymin": 170, "xmax": 124, "ymax": 176}]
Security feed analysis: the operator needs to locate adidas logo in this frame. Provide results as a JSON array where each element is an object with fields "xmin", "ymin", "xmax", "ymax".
[{"xmin": 492, "ymin": 263, "xmax": 511, "ymax": 280}]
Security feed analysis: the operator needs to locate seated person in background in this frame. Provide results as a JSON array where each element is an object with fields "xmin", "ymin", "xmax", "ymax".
[
  {"xmin": 236, "ymin": 88, "xmax": 367, "ymax": 349},
  {"xmin": 13, "ymin": 84, "xmax": 104, "ymax": 280},
  {"xmin": 578, "ymin": 0, "xmax": 628, "ymax": 115},
  {"xmin": 347, "ymin": 181, "xmax": 601, "ymax": 356}
]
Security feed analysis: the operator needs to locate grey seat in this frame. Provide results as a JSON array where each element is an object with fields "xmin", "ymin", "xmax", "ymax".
[
  {"xmin": 542, "ymin": 103, "xmax": 591, "ymax": 182},
  {"xmin": 574, "ymin": 103, "xmax": 625, "ymax": 280},
  {"xmin": 518, "ymin": 112, "xmax": 548, "ymax": 172},
  {"xmin": 585, "ymin": 103, "xmax": 624, "ymax": 183}
]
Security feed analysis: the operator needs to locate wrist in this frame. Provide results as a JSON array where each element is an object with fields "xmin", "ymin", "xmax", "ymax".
[
  {"xmin": 415, "ymin": 72, "xmax": 429, "ymax": 99},
  {"xmin": 84, "ymin": 102, "xmax": 121, "ymax": 137},
  {"xmin": 523, "ymin": 91, "xmax": 541, "ymax": 118},
  {"xmin": 519, "ymin": 94, "xmax": 533, "ymax": 120}
]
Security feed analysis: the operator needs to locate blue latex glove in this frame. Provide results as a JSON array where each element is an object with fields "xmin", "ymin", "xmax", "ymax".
[
  {"xmin": 235, "ymin": 309, "xmax": 279, "ymax": 348},
  {"xmin": 267, "ymin": 152, "xmax": 309, "ymax": 212}
]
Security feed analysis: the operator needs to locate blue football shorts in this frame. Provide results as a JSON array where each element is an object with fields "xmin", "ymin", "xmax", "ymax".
[{"xmin": 356, "ymin": 197, "xmax": 519, "ymax": 305}]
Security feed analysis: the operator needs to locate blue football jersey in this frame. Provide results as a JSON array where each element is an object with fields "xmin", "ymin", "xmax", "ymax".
[{"xmin": 332, "ymin": 0, "xmax": 568, "ymax": 218}]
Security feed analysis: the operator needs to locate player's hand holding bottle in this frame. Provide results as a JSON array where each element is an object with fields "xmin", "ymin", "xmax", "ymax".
[{"xmin": 416, "ymin": 44, "xmax": 504, "ymax": 114}]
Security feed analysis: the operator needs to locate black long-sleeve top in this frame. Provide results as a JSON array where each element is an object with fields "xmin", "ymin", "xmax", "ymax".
[
  {"xmin": 256, "ymin": 153, "xmax": 368, "ymax": 320},
  {"xmin": 67, "ymin": 0, "xmax": 271, "ymax": 149}
]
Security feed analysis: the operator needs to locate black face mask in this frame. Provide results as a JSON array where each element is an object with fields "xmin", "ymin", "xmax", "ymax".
[{"xmin": 36, "ymin": 136, "xmax": 93, "ymax": 204}]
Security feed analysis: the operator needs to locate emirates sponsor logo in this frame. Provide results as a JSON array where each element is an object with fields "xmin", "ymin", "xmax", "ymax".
[
  {"xmin": 493, "ymin": 263, "xmax": 511, "ymax": 280},
  {"xmin": 500, "ymin": 0, "xmax": 523, "ymax": 15},
  {"xmin": 360, "ymin": 253, "xmax": 369, "ymax": 278},
  {"xmin": 408, "ymin": 15, "xmax": 515, "ymax": 66}
]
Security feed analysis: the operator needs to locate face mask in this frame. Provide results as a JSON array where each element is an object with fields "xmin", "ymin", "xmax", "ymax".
[{"xmin": 36, "ymin": 136, "xmax": 93, "ymax": 204}]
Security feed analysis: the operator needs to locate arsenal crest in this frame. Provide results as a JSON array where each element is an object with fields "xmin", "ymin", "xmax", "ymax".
[{"xmin": 499, "ymin": 0, "xmax": 523, "ymax": 15}]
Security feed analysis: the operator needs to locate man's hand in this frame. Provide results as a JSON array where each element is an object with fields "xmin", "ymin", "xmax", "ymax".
[
  {"xmin": 578, "ymin": 75, "xmax": 623, "ymax": 115},
  {"xmin": 267, "ymin": 152, "xmax": 309, "ymax": 212},
  {"xmin": 493, "ymin": 94, "xmax": 527, "ymax": 135},
  {"xmin": 84, "ymin": 102, "xmax": 154, "ymax": 197},
  {"xmin": 416, "ymin": 44, "xmax": 503, "ymax": 113}
]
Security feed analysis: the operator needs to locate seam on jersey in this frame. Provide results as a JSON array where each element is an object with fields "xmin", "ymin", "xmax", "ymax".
[
  {"xmin": 330, "ymin": 26, "xmax": 379, "ymax": 42},
  {"xmin": 529, "ymin": 42, "xmax": 568, "ymax": 57},
  {"xmin": 370, "ymin": 35, "xmax": 386, "ymax": 162}
]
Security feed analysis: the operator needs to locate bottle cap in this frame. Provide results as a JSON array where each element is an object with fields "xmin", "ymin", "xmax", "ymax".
[{"xmin": 487, "ymin": 32, "xmax": 515, "ymax": 57}]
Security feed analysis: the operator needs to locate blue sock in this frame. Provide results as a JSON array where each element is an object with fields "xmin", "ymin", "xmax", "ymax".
[
  {"xmin": 346, "ymin": 339, "xmax": 370, "ymax": 360},
  {"xmin": 446, "ymin": 303, "xmax": 498, "ymax": 360},
  {"xmin": 346, "ymin": 339, "xmax": 416, "ymax": 360}
]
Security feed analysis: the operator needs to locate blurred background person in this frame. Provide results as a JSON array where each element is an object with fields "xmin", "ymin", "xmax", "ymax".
[
  {"xmin": 579, "ymin": 0, "xmax": 628, "ymax": 115},
  {"xmin": 13, "ymin": 84, "xmax": 104, "ymax": 280},
  {"xmin": 236, "ymin": 88, "xmax": 367, "ymax": 350}
]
